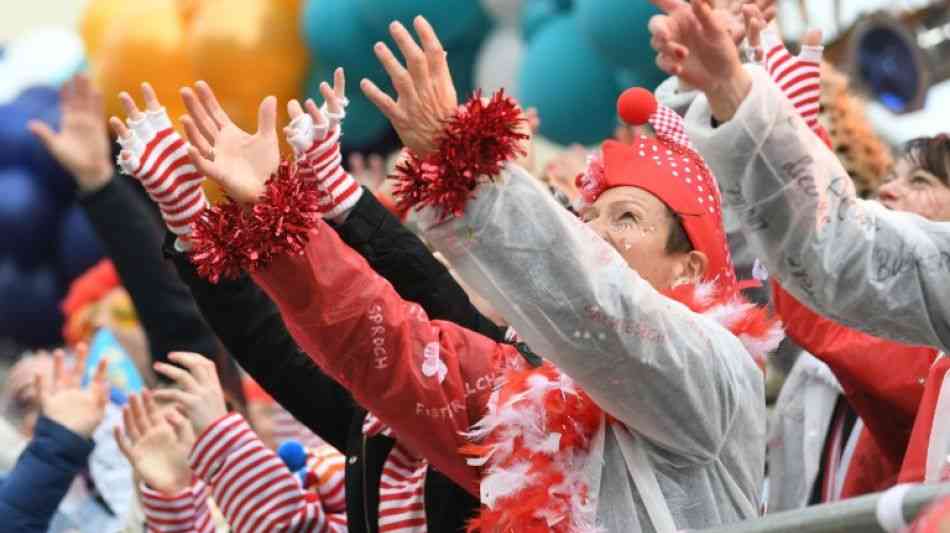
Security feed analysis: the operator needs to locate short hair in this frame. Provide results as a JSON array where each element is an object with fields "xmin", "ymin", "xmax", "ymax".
[
  {"xmin": 904, "ymin": 135, "xmax": 950, "ymax": 185},
  {"xmin": 665, "ymin": 207, "xmax": 693, "ymax": 255}
]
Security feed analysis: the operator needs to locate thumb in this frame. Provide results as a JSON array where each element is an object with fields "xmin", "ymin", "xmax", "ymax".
[
  {"xmin": 257, "ymin": 96, "xmax": 278, "ymax": 136},
  {"xmin": 801, "ymin": 29, "xmax": 823, "ymax": 48},
  {"xmin": 28, "ymin": 120, "xmax": 58, "ymax": 151}
]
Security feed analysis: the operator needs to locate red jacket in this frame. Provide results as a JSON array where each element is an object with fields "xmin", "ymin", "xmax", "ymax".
[
  {"xmin": 252, "ymin": 221, "xmax": 517, "ymax": 496},
  {"xmin": 772, "ymin": 282, "xmax": 938, "ymax": 495}
]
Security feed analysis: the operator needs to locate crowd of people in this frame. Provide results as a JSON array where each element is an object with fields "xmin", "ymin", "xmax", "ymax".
[{"xmin": 3, "ymin": 0, "xmax": 950, "ymax": 531}]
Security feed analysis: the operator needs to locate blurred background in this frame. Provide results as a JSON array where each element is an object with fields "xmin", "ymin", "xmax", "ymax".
[{"xmin": 1, "ymin": 0, "xmax": 949, "ymax": 353}]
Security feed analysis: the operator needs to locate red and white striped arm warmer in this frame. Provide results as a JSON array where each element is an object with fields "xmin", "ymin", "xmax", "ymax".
[
  {"xmin": 285, "ymin": 102, "xmax": 362, "ymax": 223},
  {"xmin": 116, "ymin": 108, "xmax": 209, "ymax": 239},
  {"xmin": 304, "ymin": 445, "xmax": 347, "ymax": 515},
  {"xmin": 140, "ymin": 480, "xmax": 215, "ymax": 533},
  {"xmin": 762, "ymin": 28, "xmax": 824, "ymax": 130},
  {"xmin": 189, "ymin": 413, "xmax": 348, "ymax": 533}
]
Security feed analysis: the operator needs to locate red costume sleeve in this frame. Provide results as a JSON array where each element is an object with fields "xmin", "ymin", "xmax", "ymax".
[
  {"xmin": 900, "ymin": 358, "xmax": 950, "ymax": 483},
  {"xmin": 251, "ymin": 220, "xmax": 510, "ymax": 496},
  {"xmin": 771, "ymin": 280, "xmax": 937, "ymax": 463}
]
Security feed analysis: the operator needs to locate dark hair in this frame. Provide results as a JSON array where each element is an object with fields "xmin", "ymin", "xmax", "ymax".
[
  {"xmin": 665, "ymin": 207, "xmax": 693, "ymax": 255},
  {"xmin": 904, "ymin": 135, "xmax": 950, "ymax": 185}
]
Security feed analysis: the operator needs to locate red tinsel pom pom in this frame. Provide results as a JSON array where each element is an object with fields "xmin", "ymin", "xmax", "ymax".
[
  {"xmin": 392, "ymin": 90, "xmax": 529, "ymax": 221},
  {"xmin": 188, "ymin": 160, "xmax": 323, "ymax": 283}
]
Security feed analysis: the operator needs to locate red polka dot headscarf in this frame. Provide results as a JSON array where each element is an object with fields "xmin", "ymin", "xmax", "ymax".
[{"xmin": 576, "ymin": 88, "xmax": 738, "ymax": 295}]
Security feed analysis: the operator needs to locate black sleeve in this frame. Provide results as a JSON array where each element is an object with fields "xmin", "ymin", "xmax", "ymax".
[
  {"xmin": 335, "ymin": 189, "xmax": 507, "ymax": 342},
  {"xmin": 78, "ymin": 176, "xmax": 220, "ymax": 363},
  {"xmin": 167, "ymin": 236, "xmax": 354, "ymax": 453}
]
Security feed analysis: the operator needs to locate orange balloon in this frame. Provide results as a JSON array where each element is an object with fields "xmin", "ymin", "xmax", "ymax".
[
  {"xmin": 186, "ymin": 0, "xmax": 309, "ymax": 141},
  {"xmin": 80, "ymin": 0, "xmax": 130, "ymax": 62},
  {"xmin": 90, "ymin": 0, "xmax": 195, "ymax": 125}
]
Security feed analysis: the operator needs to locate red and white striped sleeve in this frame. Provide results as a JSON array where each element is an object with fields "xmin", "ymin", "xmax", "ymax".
[
  {"xmin": 285, "ymin": 110, "xmax": 362, "ymax": 222},
  {"xmin": 116, "ymin": 107, "xmax": 209, "ymax": 239},
  {"xmin": 304, "ymin": 444, "xmax": 347, "ymax": 514},
  {"xmin": 762, "ymin": 28, "xmax": 824, "ymax": 130},
  {"xmin": 189, "ymin": 413, "xmax": 348, "ymax": 533},
  {"xmin": 140, "ymin": 480, "xmax": 215, "ymax": 533}
]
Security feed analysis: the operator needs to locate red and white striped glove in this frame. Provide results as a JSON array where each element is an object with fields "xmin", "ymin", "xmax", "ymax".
[
  {"xmin": 759, "ymin": 28, "xmax": 823, "ymax": 130},
  {"xmin": 116, "ymin": 107, "xmax": 208, "ymax": 240},
  {"xmin": 285, "ymin": 97, "xmax": 363, "ymax": 222}
]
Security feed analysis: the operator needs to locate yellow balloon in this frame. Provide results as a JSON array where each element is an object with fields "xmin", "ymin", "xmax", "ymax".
[{"xmin": 187, "ymin": 0, "xmax": 309, "ymax": 138}]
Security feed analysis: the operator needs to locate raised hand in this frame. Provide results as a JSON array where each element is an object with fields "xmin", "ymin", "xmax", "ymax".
[
  {"xmin": 285, "ymin": 67, "xmax": 348, "ymax": 156},
  {"xmin": 744, "ymin": 3, "xmax": 824, "ymax": 129},
  {"xmin": 649, "ymin": 0, "xmax": 752, "ymax": 121},
  {"xmin": 108, "ymin": 83, "xmax": 209, "ymax": 239},
  {"xmin": 152, "ymin": 352, "xmax": 228, "ymax": 436},
  {"xmin": 29, "ymin": 74, "xmax": 113, "ymax": 193},
  {"xmin": 284, "ymin": 68, "xmax": 363, "ymax": 221},
  {"xmin": 725, "ymin": 0, "xmax": 776, "ymax": 45},
  {"xmin": 180, "ymin": 81, "xmax": 280, "ymax": 204},
  {"xmin": 361, "ymin": 16, "xmax": 458, "ymax": 157},
  {"xmin": 115, "ymin": 391, "xmax": 194, "ymax": 494},
  {"xmin": 38, "ymin": 346, "xmax": 109, "ymax": 438}
]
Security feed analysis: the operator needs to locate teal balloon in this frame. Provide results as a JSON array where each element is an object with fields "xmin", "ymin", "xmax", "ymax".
[
  {"xmin": 301, "ymin": 0, "xmax": 385, "ymax": 78},
  {"xmin": 302, "ymin": 0, "xmax": 397, "ymax": 148},
  {"xmin": 615, "ymin": 66, "xmax": 667, "ymax": 94},
  {"xmin": 519, "ymin": 15, "xmax": 620, "ymax": 145},
  {"xmin": 448, "ymin": 11, "xmax": 491, "ymax": 97},
  {"xmin": 520, "ymin": 0, "xmax": 564, "ymax": 42},
  {"xmin": 577, "ymin": 0, "xmax": 664, "ymax": 75},
  {"xmin": 355, "ymin": 0, "xmax": 488, "ymax": 48}
]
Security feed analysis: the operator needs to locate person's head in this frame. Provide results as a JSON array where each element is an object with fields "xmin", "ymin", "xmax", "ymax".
[
  {"xmin": 581, "ymin": 186, "xmax": 706, "ymax": 289},
  {"xmin": 1, "ymin": 352, "xmax": 54, "ymax": 437},
  {"xmin": 877, "ymin": 135, "xmax": 950, "ymax": 221},
  {"xmin": 61, "ymin": 260, "xmax": 151, "ymax": 383},
  {"xmin": 575, "ymin": 88, "xmax": 735, "ymax": 293}
]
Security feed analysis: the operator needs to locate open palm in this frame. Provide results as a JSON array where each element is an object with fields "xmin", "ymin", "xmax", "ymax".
[
  {"xmin": 28, "ymin": 75, "xmax": 112, "ymax": 191},
  {"xmin": 650, "ymin": 0, "xmax": 743, "ymax": 94},
  {"xmin": 180, "ymin": 81, "xmax": 280, "ymax": 204},
  {"xmin": 115, "ymin": 392, "xmax": 194, "ymax": 495}
]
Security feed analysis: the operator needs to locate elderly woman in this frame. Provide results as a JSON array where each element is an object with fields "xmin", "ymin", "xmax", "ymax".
[{"xmin": 176, "ymin": 15, "xmax": 778, "ymax": 532}]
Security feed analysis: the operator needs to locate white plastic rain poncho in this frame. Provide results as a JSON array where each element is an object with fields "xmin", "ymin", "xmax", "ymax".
[
  {"xmin": 685, "ymin": 65, "xmax": 950, "ymax": 352},
  {"xmin": 417, "ymin": 163, "xmax": 768, "ymax": 532}
]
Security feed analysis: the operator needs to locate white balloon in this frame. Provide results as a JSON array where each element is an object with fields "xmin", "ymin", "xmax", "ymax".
[
  {"xmin": 481, "ymin": 0, "xmax": 522, "ymax": 26},
  {"xmin": 0, "ymin": 27, "xmax": 86, "ymax": 104},
  {"xmin": 474, "ymin": 27, "xmax": 524, "ymax": 96}
]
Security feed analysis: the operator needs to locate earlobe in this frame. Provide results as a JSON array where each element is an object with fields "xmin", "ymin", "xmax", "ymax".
[{"xmin": 686, "ymin": 250, "xmax": 709, "ymax": 281}]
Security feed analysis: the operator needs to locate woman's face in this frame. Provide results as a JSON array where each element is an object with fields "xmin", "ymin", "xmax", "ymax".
[
  {"xmin": 877, "ymin": 157, "xmax": 950, "ymax": 221},
  {"xmin": 581, "ymin": 186, "xmax": 706, "ymax": 290}
]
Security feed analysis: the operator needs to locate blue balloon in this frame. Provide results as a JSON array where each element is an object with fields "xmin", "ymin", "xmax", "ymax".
[
  {"xmin": 0, "ymin": 86, "xmax": 76, "ymax": 203},
  {"xmin": 576, "ymin": 0, "xmax": 664, "ymax": 77},
  {"xmin": 355, "ymin": 0, "xmax": 489, "ymax": 49},
  {"xmin": 57, "ymin": 204, "xmax": 105, "ymax": 281},
  {"xmin": 0, "ymin": 260, "xmax": 64, "ymax": 345},
  {"xmin": 519, "ymin": 15, "xmax": 621, "ymax": 146},
  {"xmin": 0, "ymin": 167, "xmax": 60, "ymax": 267}
]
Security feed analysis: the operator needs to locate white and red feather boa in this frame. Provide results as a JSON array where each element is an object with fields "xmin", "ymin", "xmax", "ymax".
[{"xmin": 461, "ymin": 281, "xmax": 782, "ymax": 533}]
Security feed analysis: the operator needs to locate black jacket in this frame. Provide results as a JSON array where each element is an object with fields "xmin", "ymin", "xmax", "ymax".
[
  {"xmin": 79, "ymin": 176, "xmax": 246, "ymax": 403},
  {"xmin": 168, "ymin": 189, "xmax": 507, "ymax": 533}
]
